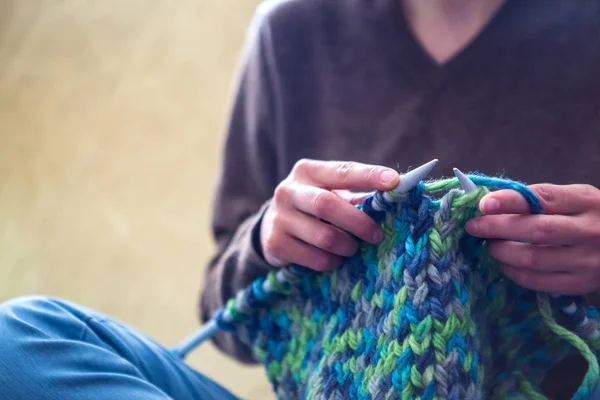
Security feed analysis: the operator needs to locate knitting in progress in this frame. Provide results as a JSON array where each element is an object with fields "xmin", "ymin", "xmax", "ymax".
[{"xmin": 175, "ymin": 163, "xmax": 600, "ymax": 399}]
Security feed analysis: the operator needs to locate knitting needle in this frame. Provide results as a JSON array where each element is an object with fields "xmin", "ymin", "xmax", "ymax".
[
  {"xmin": 169, "ymin": 319, "xmax": 220, "ymax": 358},
  {"xmin": 453, "ymin": 167, "xmax": 477, "ymax": 193},
  {"xmin": 452, "ymin": 166, "xmax": 600, "ymax": 386},
  {"xmin": 171, "ymin": 160, "xmax": 439, "ymax": 359},
  {"xmin": 170, "ymin": 268, "xmax": 290, "ymax": 359},
  {"xmin": 396, "ymin": 159, "xmax": 439, "ymax": 193},
  {"xmin": 376, "ymin": 158, "xmax": 438, "ymax": 209}
]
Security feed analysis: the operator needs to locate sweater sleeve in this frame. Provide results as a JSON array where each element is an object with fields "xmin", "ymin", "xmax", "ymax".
[{"xmin": 199, "ymin": 5, "xmax": 282, "ymax": 364}]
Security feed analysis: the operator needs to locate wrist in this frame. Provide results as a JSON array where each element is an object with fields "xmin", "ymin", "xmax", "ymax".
[{"xmin": 251, "ymin": 200, "xmax": 271, "ymax": 264}]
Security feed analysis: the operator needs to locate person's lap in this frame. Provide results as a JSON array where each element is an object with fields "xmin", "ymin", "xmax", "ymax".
[{"xmin": 0, "ymin": 295, "xmax": 240, "ymax": 400}]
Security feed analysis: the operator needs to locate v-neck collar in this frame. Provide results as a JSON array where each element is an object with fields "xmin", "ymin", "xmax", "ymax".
[{"xmin": 389, "ymin": 0, "xmax": 517, "ymax": 74}]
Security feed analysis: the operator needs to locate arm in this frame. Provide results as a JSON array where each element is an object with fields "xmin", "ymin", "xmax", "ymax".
[{"xmin": 199, "ymin": 6, "xmax": 280, "ymax": 364}]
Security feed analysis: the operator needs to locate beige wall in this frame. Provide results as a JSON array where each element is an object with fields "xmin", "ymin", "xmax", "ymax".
[{"xmin": 0, "ymin": 0, "xmax": 273, "ymax": 398}]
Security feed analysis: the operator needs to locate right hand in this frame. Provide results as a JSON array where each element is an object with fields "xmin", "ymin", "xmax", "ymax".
[{"xmin": 259, "ymin": 159, "xmax": 400, "ymax": 271}]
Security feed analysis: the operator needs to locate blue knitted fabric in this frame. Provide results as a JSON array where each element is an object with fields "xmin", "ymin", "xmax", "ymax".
[{"xmin": 214, "ymin": 174, "xmax": 600, "ymax": 399}]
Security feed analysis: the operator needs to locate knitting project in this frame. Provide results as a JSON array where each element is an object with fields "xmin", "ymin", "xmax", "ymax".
[{"xmin": 214, "ymin": 174, "xmax": 600, "ymax": 400}]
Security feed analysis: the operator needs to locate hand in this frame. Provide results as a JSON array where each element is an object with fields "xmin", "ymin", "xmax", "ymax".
[
  {"xmin": 260, "ymin": 159, "xmax": 399, "ymax": 271},
  {"xmin": 465, "ymin": 183, "xmax": 600, "ymax": 295}
]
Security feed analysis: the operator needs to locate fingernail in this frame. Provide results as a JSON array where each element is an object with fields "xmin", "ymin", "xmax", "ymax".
[
  {"xmin": 373, "ymin": 229, "xmax": 384, "ymax": 242},
  {"xmin": 481, "ymin": 197, "xmax": 499, "ymax": 212},
  {"xmin": 381, "ymin": 170, "xmax": 397, "ymax": 184}
]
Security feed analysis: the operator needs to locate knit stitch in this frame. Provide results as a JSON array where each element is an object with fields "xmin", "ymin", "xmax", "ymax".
[{"xmin": 214, "ymin": 173, "xmax": 600, "ymax": 400}]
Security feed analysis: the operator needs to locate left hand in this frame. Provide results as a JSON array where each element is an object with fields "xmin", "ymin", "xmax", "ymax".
[{"xmin": 464, "ymin": 183, "xmax": 600, "ymax": 295}]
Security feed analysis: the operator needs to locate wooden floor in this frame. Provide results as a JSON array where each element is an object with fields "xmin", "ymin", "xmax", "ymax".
[{"xmin": 0, "ymin": 0, "xmax": 273, "ymax": 397}]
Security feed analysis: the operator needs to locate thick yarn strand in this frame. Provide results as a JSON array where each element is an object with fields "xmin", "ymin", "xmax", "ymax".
[{"xmin": 212, "ymin": 173, "xmax": 600, "ymax": 400}]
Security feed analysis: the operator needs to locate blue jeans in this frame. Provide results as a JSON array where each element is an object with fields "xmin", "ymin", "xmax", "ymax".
[{"xmin": 0, "ymin": 295, "xmax": 240, "ymax": 400}]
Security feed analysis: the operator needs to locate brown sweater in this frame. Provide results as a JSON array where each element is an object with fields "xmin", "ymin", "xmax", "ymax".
[{"xmin": 199, "ymin": 0, "xmax": 600, "ymax": 397}]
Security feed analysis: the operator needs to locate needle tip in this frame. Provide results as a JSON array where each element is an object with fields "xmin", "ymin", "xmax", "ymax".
[
  {"xmin": 453, "ymin": 167, "xmax": 477, "ymax": 193},
  {"xmin": 397, "ymin": 159, "xmax": 439, "ymax": 193}
]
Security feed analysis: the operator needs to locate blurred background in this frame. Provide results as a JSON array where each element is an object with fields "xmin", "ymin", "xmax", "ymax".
[{"xmin": 0, "ymin": 0, "xmax": 272, "ymax": 398}]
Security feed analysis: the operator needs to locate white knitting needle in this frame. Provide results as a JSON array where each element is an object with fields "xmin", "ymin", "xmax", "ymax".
[
  {"xmin": 170, "ymin": 269, "xmax": 290, "ymax": 359},
  {"xmin": 171, "ymin": 159, "xmax": 440, "ymax": 359},
  {"xmin": 453, "ymin": 167, "xmax": 477, "ymax": 193},
  {"xmin": 453, "ymin": 168, "xmax": 600, "ymax": 342},
  {"xmin": 375, "ymin": 158, "xmax": 438, "ymax": 209},
  {"xmin": 169, "ymin": 319, "xmax": 220, "ymax": 359},
  {"xmin": 396, "ymin": 159, "xmax": 439, "ymax": 193}
]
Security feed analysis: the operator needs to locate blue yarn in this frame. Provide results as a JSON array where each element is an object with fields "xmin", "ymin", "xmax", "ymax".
[
  {"xmin": 468, "ymin": 175, "xmax": 544, "ymax": 214},
  {"xmin": 173, "ymin": 171, "xmax": 600, "ymax": 400}
]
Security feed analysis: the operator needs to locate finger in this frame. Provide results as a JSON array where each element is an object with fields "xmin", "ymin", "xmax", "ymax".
[
  {"xmin": 465, "ymin": 213, "xmax": 589, "ymax": 245},
  {"xmin": 479, "ymin": 184, "xmax": 600, "ymax": 215},
  {"xmin": 295, "ymin": 160, "xmax": 399, "ymax": 191},
  {"xmin": 332, "ymin": 189, "xmax": 374, "ymax": 206},
  {"xmin": 487, "ymin": 240, "xmax": 585, "ymax": 273},
  {"xmin": 499, "ymin": 264, "xmax": 594, "ymax": 295},
  {"xmin": 281, "ymin": 235, "xmax": 344, "ymax": 272},
  {"xmin": 292, "ymin": 185, "xmax": 385, "ymax": 243},
  {"xmin": 282, "ymin": 209, "xmax": 359, "ymax": 257}
]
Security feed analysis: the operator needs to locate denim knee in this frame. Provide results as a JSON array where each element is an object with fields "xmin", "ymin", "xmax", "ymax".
[
  {"xmin": 0, "ymin": 295, "xmax": 84, "ymax": 344},
  {"xmin": 0, "ymin": 296, "xmax": 63, "ymax": 391},
  {"xmin": 0, "ymin": 295, "xmax": 56, "ymax": 316},
  {"xmin": 0, "ymin": 294, "xmax": 52, "ymax": 322}
]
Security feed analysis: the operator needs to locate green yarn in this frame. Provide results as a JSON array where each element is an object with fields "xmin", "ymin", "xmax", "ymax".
[
  {"xmin": 537, "ymin": 293, "xmax": 600, "ymax": 398},
  {"xmin": 213, "ymin": 174, "xmax": 600, "ymax": 399}
]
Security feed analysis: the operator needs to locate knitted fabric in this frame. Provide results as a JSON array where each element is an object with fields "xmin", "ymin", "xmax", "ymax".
[{"xmin": 215, "ymin": 174, "xmax": 600, "ymax": 400}]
